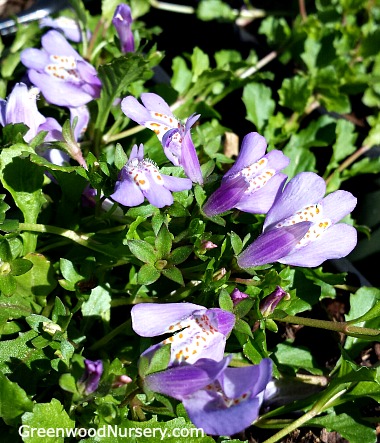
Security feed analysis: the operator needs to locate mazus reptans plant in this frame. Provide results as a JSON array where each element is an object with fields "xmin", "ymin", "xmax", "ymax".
[
  {"xmin": 144, "ymin": 355, "xmax": 272, "ymax": 435},
  {"xmin": 237, "ymin": 172, "xmax": 357, "ymax": 268},
  {"xmin": 21, "ymin": 30, "xmax": 101, "ymax": 107},
  {"xmin": 202, "ymin": 132, "xmax": 289, "ymax": 216},
  {"xmin": 131, "ymin": 302, "xmax": 235, "ymax": 366},
  {"xmin": 121, "ymin": 92, "xmax": 203, "ymax": 184},
  {"xmin": 111, "ymin": 144, "xmax": 192, "ymax": 208}
]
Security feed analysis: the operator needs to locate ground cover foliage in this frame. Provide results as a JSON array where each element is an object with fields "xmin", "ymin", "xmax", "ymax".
[{"xmin": 0, "ymin": 0, "xmax": 380, "ymax": 442}]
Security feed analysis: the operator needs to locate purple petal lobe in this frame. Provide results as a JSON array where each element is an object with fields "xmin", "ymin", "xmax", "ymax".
[
  {"xmin": 112, "ymin": 4, "xmax": 135, "ymax": 53},
  {"xmin": 203, "ymin": 174, "xmax": 248, "ymax": 217},
  {"xmin": 141, "ymin": 92, "xmax": 174, "ymax": 117},
  {"xmin": 237, "ymin": 222, "xmax": 312, "ymax": 268},
  {"xmin": 131, "ymin": 302, "xmax": 206, "ymax": 337},
  {"xmin": 121, "ymin": 96, "xmax": 152, "ymax": 125},
  {"xmin": 41, "ymin": 29, "xmax": 79, "ymax": 57},
  {"xmin": 161, "ymin": 174, "xmax": 192, "ymax": 192},
  {"xmin": 235, "ymin": 173, "xmax": 287, "ymax": 214},
  {"xmin": 264, "ymin": 172, "xmax": 326, "ymax": 231},
  {"xmin": 111, "ymin": 169, "xmax": 144, "ymax": 207},
  {"xmin": 180, "ymin": 131, "xmax": 203, "ymax": 184},
  {"xmin": 278, "ymin": 223, "xmax": 357, "ymax": 267},
  {"xmin": 321, "ymin": 190, "xmax": 357, "ymax": 224},
  {"xmin": 208, "ymin": 308, "xmax": 235, "ymax": 336},
  {"xmin": 227, "ymin": 132, "xmax": 268, "ymax": 177}
]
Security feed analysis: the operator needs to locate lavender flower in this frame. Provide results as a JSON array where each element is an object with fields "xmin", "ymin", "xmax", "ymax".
[
  {"xmin": 260, "ymin": 286, "xmax": 289, "ymax": 316},
  {"xmin": 145, "ymin": 356, "xmax": 272, "ymax": 435},
  {"xmin": 121, "ymin": 93, "xmax": 203, "ymax": 184},
  {"xmin": 237, "ymin": 172, "xmax": 357, "ymax": 268},
  {"xmin": 112, "ymin": 4, "xmax": 135, "ymax": 53},
  {"xmin": 0, "ymin": 83, "xmax": 46, "ymax": 143},
  {"xmin": 78, "ymin": 359, "xmax": 103, "ymax": 395},
  {"xmin": 230, "ymin": 288, "xmax": 249, "ymax": 306},
  {"xmin": 20, "ymin": 30, "xmax": 101, "ymax": 107},
  {"xmin": 111, "ymin": 144, "xmax": 192, "ymax": 208},
  {"xmin": 131, "ymin": 302, "xmax": 235, "ymax": 366},
  {"xmin": 203, "ymin": 132, "xmax": 289, "ymax": 216},
  {"xmin": 39, "ymin": 16, "xmax": 89, "ymax": 43}
]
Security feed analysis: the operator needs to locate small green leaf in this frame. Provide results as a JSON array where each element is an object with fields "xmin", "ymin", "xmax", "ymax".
[
  {"xmin": 146, "ymin": 344, "xmax": 171, "ymax": 376},
  {"xmin": 155, "ymin": 225, "xmax": 172, "ymax": 258},
  {"xmin": 0, "ymin": 373, "xmax": 33, "ymax": 424},
  {"xmin": 137, "ymin": 263, "xmax": 161, "ymax": 285},
  {"xmin": 234, "ymin": 318, "xmax": 253, "ymax": 337},
  {"xmin": 114, "ymin": 143, "xmax": 128, "ymax": 170},
  {"xmin": 10, "ymin": 258, "xmax": 33, "ymax": 276},
  {"xmin": 128, "ymin": 239, "xmax": 158, "ymax": 264},
  {"xmin": 162, "ymin": 266, "xmax": 184, "ymax": 286},
  {"xmin": 243, "ymin": 83, "xmax": 275, "ymax": 132},
  {"xmin": 230, "ymin": 231, "xmax": 243, "ymax": 255}
]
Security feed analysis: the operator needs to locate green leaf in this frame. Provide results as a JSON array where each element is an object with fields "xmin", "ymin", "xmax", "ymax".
[
  {"xmin": 278, "ymin": 76, "xmax": 312, "ymax": 113},
  {"xmin": 155, "ymin": 225, "xmax": 172, "ymax": 258},
  {"xmin": 114, "ymin": 143, "xmax": 128, "ymax": 170},
  {"xmin": 172, "ymin": 56, "xmax": 192, "ymax": 95},
  {"xmin": 10, "ymin": 258, "xmax": 33, "ymax": 276},
  {"xmin": 243, "ymin": 83, "xmax": 275, "ymax": 132},
  {"xmin": 234, "ymin": 318, "xmax": 253, "ymax": 337},
  {"xmin": 0, "ymin": 373, "xmax": 33, "ymax": 424},
  {"xmin": 169, "ymin": 246, "xmax": 193, "ymax": 265},
  {"xmin": 229, "ymin": 231, "xmax": 243, "ymax": 255},
  {"xmin": 137, "ymin": 263, "xmax": 161, "ymax": 285},
  {"xmin": 0, "ymin": 275, "xmax": 16, "ymax": 297},
  {"xmin": 128, "ymin": 239, "xmax": 158, "ymax": 264},
  {"xmin": 162, "ymin": 266, "xmax": 184, "ymax": 286},
  {"xmin": 218, "ymin": 288, "xmax": 233, "ymax": 312},
  {"xmin": 81, "ymin": 285, "xmax": 112, "ymax": 320},
  {"xmin": 191, "ymin": 47, "xmax": 210, "ymax": 82},
  {"xmin": 197, "ymin": 0, "xmax": 236, "ymax": 21},
  {"xmin": 13, "ymin": 253, "xmax": 57, "ymax": 298},
  {"xmin": 96, "ymin": 55, "xmax": 148, "ymax": 131},
  {"xmin": 0, "ymin": 194, "xmax": 10, "ymax": 223},
  {"xmin": 21, "ymin": 398, "xmax": 75, "ymax": 443},
  {"xmin": 51, "ymin": 297, "xmax": 67, "ymax": 325},
  {"xmin": 146, "ymin": 344, "xmax": 171, "ymax": 376},
  {"xmin": 273, "ymin": 341, "xmax": 323, "ymax": 375},
  {"xmin": 309, "ymin": 410, "xmax": 376, "ymax": 443}
]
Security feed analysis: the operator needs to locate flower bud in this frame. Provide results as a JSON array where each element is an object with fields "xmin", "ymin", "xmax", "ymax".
[{"xmin": 260, "ymin": 286, "xmax": 289, "ymax": 317}]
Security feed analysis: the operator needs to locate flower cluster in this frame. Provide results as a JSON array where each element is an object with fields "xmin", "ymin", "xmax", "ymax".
[{"xmin": 131, "ymin": 302, "xmax": 272, "ymax": 435}]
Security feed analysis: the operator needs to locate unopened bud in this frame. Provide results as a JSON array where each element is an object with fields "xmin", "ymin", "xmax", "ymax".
[
  {"xmin": 230, "ymin": 288, "xmax": 249, "ymax": 306},
  {"xmin": 260, "ymin": 286, "xmax": 289, "ymax": 317}
]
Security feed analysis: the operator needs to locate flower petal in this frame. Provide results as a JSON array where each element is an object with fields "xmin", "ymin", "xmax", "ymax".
[
  {"xmin": 265, "ymin": 149, "xmax": 290, "ymax": 171},
  {"xmin": 131, "ymin": 302, "xmax": 207, "ymax": 337},
  {"xmin": 28, "ymin": 70, "xmax": 94, "ymax": 107},
  {"xmin": 237, "ymin": 222, "xmax": 312, "ymax": 268},
  {"xmin": 41, "ymin": 29, "xmax": 80, "ymax": 58},
  {"xmin": 219, "ymin": 358, "xmax": 272, "ymax": 398},
  {"xmin": 20, "ymin": 48, "xmax": 51, "ymax": 70},
  {"xmin": 145, "ymin": 357, "xmax": 231, "ymax": 400},
  {"xmin": 161, "ymin": 174, "xmax": 192, "ymax": 192},
  {"xmin": 278, "ymin": 223, "xmax": 357, "ymax": 267},
  {"xmin": 183, "ymin": 392, "xmax": 261, "ymax": 436},
  {"xmin": 141, "ymin": 92, "xmax": 174, "ymax": 117},
  {"xmin": 226, "ymin": 132, "xmax": 268, "ymax": 177},
  {"xmin": 235, "ymin": 173, "xmax": 287, "ymax": 214},
  {"xmin": 321, "ymin": 190, "xmax": 357, "ymax": 224},
  {"xmin": 203, "ymin": 174, "xmax": 248, "ymax": 217},
  {"xmin": 264, "ymin": 172, "xmax": 326, "ymax": 231},
  {"xmin": 70, "ymin": 105, "xmax": 90, "ymax": 140},
  {"xmin": 121, "ymin": 95, "xmax": 152, "ymax": 125},
  {"xmin": 39, "ymin": 117, "xmax": 64, "ymax": 142},
  {"xmin": 185, "ymin": 113, "xmax": 200, "ymax": 131},
  {"xmin": 111, "ymin": 170, "xmax": 144, "ymax": 207},
  {"xmin": 180, "ymin": 130, "xmax": 203, "ymax": 184},
  {"xmin": 207, "ymin": 308, "xmax": 235, "ymax": 336},
  {"xmin": 112, "ymin": 4, "xmax": 135, "ymax": 53},
  {"xmin": 143, "ymin": 178, "xmax": 173, "ymax": 208}
]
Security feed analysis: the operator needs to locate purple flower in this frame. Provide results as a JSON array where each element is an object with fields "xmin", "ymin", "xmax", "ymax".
[
  {"xmin": 39, "ymin": 16, "xmax": 90, "ymax": 43},
  {"xmin": 230, "ymin": 288, "xmax": 249, "ymax": 306},
  {"xmin": 237, "ymin": 172, "xmax": 357, "ymax": 268},
  {"xmin": 260, "ymin": 286, "xmax": 289, "ymax": 316},
  {"xmin": 121, "ymin": 93, "xmax": 203, "ymax": 184},
  {"xmin": 145, "ymin": 356, "xmax": 272, "ymax": 435},
  {"xmin": 20, "ymin": 30, "xmax": 101, "ymax": 107},
  {"xmin": 203, "ymin": 132, "xmax": 289, "ymax": 216},
  {"xmin": 111, "ymin": 144, "xmax": 192, "ymax": 208},
  {"xmin": 112, "ymin": 4, "xmax": 135, "ymax": 53},
  {"xmin": 78, "ymin": 359, "xmax": 103, "ymax": 395},
  {"xmin": 131, "ymin": 302, "xmax": 235, "ymax": 366},
  {"xmin": 0, "ymin": 83, "xmax": 46, "ymax": 142}
]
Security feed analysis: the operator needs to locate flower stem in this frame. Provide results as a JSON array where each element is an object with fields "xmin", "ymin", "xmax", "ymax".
[
  {"xmin": 238, "ymin": 50, "xmax": 278, "ymax": 79},
  {"xmin": 325, "ymin": 144, "xmax": 371, "ymax": 185},
  {"xmin": 89, "ymin": 319, "xmax": 131, "ymax": 350},
  {"xmin": 104, "ymin": 124, "xmax": 145, "ymax": 144},
  {"xmin": 271, "ymin": 313, "xmax": 380, "ymax": 340},
  {"xmin": 149, "ymin": 0, "xmax": 195, "ymax": 14},
  {"xmin": 18, "ymin": 223, "xmax": 115, "ymax": 258}
]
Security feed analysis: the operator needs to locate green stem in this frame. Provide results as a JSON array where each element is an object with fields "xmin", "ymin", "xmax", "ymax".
[
  {"xmin": 18, "ymin": 223, "xmax": 116, "ymax": 258},
  {"xmin": 272, "ymin": 314, "xmax": 380, "ymax": 340},
  {"xmin": 149, "ymin": 0, "xmax": 195, "ymax": 14},
  {"xmin": 325, "ymin": 144, "xmax": 371, "ymax": 185},
  {"xmin": 89, "ymin": 319, "xmax": 131, "ymax": 350},
  {"xmin": 104, "ymin": 125, "xmax": 145, "ymax": 144},
  {"xmin": 238, "ymin": 50, "xmax": 278, "ymax": 79},
  {"xmin": 261, "ymin": 387, "xmax": 347, "ymax": 443}
]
